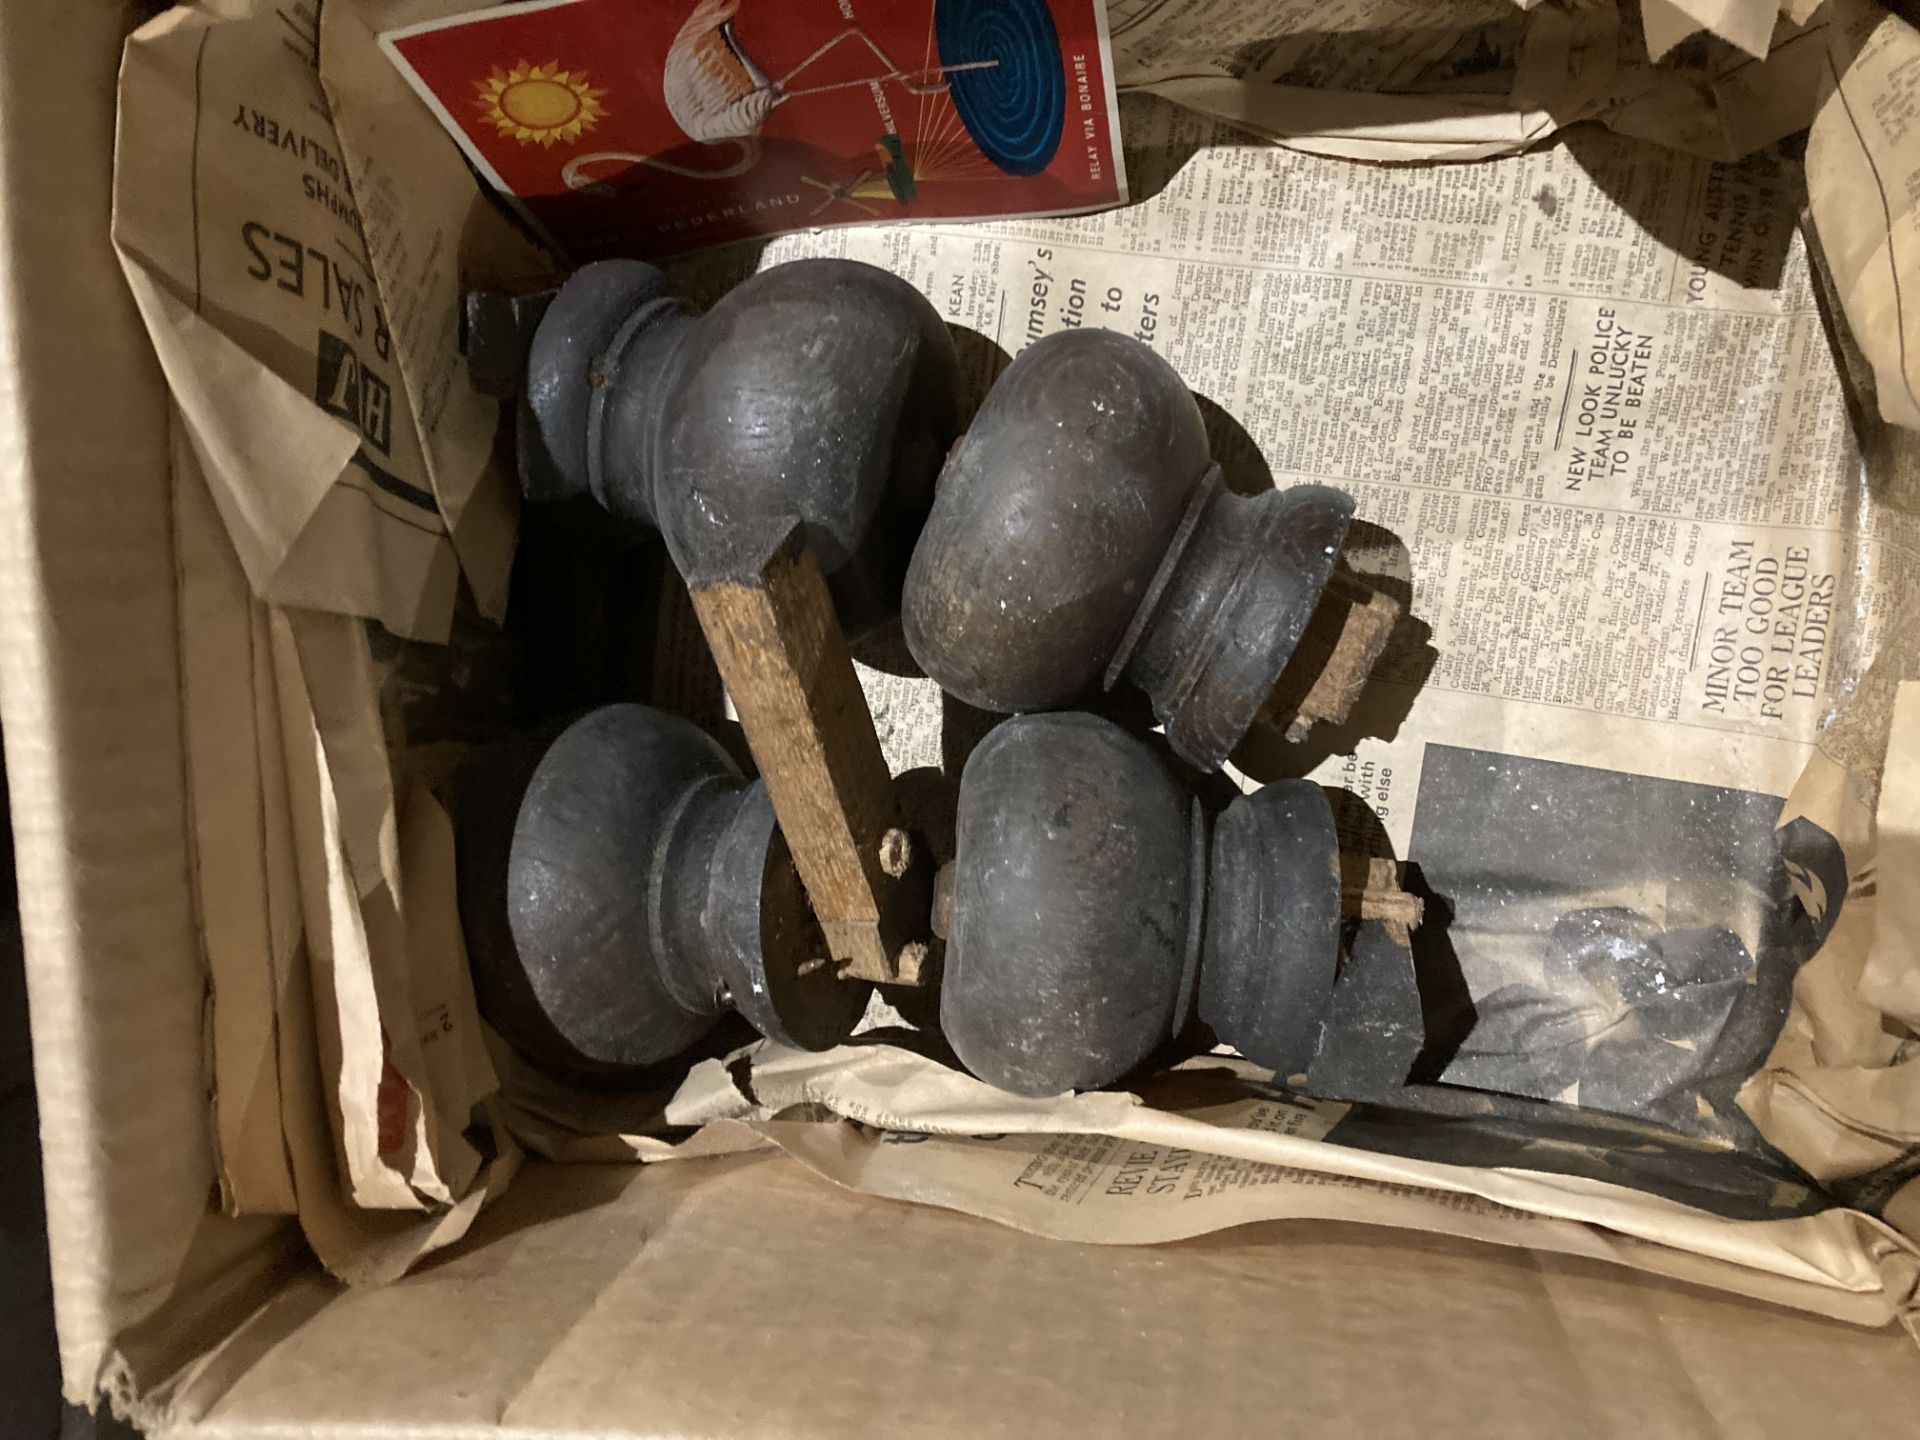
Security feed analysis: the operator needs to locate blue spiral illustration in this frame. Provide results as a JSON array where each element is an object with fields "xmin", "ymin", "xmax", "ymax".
[{"xmin": 935, "ymin": 0, "xmax": 1066, "ymax": 177}]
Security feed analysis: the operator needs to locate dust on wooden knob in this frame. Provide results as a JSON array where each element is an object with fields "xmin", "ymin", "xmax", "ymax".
[
  {"xmin": 902, "ymin": 328, "xmax": 1382, "ymax": 770},
  {"xmin": 453, "ymin": 704, "xmax": 870, "ymax": 1083},
  {"xmin": 482, "ymin": 257, "xmax": 966, "ymax": 634},
  {"xmin": 938, "ymin": 711, "xmax": 1362, "ymax": 1096}
]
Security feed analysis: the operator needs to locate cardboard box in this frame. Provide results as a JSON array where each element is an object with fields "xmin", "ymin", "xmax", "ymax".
[{"xmin": 9, "ymin": 3, "xmax": 1920, "ymax": 1433}]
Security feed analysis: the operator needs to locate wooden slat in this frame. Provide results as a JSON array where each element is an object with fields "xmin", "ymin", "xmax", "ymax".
[{"xmin": 689, "ymin": 529, "xmax": 927, "ymax": 984}]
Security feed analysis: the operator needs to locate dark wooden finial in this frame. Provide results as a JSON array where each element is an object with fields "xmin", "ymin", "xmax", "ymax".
[
  {"xmin": 938, "ymin": 711, "xmax": 1381, "ymax": 1096},
  {"xmin": 454, "ymin": 704, "xmax": 870, "ymax": 1084},
  {"xmin": 473, "ymin": 258, "xmax": 963, "ymax": 983},
  {"xmin": 901, "ymin": 329, "xmax": 1384, "ymax": 770},
  {"xmin": 487, "ymin": 256, "xmax": 965, "ymax": 635}
]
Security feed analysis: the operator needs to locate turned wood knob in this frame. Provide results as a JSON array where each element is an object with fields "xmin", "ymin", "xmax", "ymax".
[
  {"xmin": 455, "ymin": 704, "xmax": 868, "ymax": 1083},
  {"xmin": 901, "ymin": 329, "xmax": 1358, "ymax": 768},
  {"xmin": 939, "ymin": 711, "xmax": 1344, "ymax": 1096},
  {"xmin": 507, "ymin": 257, "xmax": 964, "ymax": 631}
]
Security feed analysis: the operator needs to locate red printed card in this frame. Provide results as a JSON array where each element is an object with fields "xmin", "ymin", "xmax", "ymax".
[{"xmin": 381, "ymin": 0, "xmax": 1126, "ymax": 259}]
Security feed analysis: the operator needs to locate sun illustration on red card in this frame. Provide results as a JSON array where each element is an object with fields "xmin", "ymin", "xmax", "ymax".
[{"xmin": 476, "ymin": 60, "xmax": 607, "ymax": 146}]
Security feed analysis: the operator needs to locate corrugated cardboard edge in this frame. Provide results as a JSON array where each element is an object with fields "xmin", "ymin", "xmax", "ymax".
[
  {"xmin": 153, "ymin": 1157, "xmax": 1920, "ymax": 1438},
  {"xmin": 10, "ymin": 4, "xmax": 1920, "ymax": 1434},
  {"xmin": 0, "ymin": 0, "xmax": 304, "ymax": 1418}
]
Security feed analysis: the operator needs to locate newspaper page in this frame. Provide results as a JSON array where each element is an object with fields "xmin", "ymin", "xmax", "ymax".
[
  {"xmin": 1725, "ymin": 0, "xmax": 1920, "ymax": 1227},
  {"xmin": 1807, "ymin": 0, "xmax": 1920, "ymax": 431},
  {"xmin": 1106, "ymin": 0, "xmax": 1581, "ymax": 163},
  {"xmin": 171, "ymin": 415, "xmax": 299, "ymax": 1216},
  {"xmin": 171, "ymin": 329, "xmax": 503, "ymax": 1224},
  {"xmin": 1106, "ymin": 0, "xmax": 1824, "ymax": 167},
  {"xmin": 113, "ymin": 4, "xmax": 541, "ymax": 1271},
  {"xmin": 476, "ymin": 1023, "xmax": 1920, "ymax": 1322},
  {"xmin": 173, "ymin": 395, "xmax": 517, "ymax": 1264},
  {"xmin": 113, "ymin": 1, "xmax": 540, "ymax": 643},
  {"xmin": 1741, "ymin": 696, "xmax": 1920, "ymax": 1243},
  {"xmin": 653, "ymin": 99, "xmax": 1916, "ymax": 1172},
  {"xmin": 735, "ymin": 1042, "xmax": 1919, "ymax": 1328},
  {"xmin": 1642, "ymin": 0, "xmax": 1781, "ymax": 59}
]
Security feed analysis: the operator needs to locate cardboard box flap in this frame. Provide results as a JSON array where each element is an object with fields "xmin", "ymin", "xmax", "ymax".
[
  {"xmin": 161, "ymin": 1155, "xmax": 1920, "ymax": 1438},
  {"xmin": 16, "ymin": 1, "xmax": 1920, "ymax": 1434},
  {"xmin": 0, "ymin": 0, "xmax": 303, "ymax": 1407}
]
